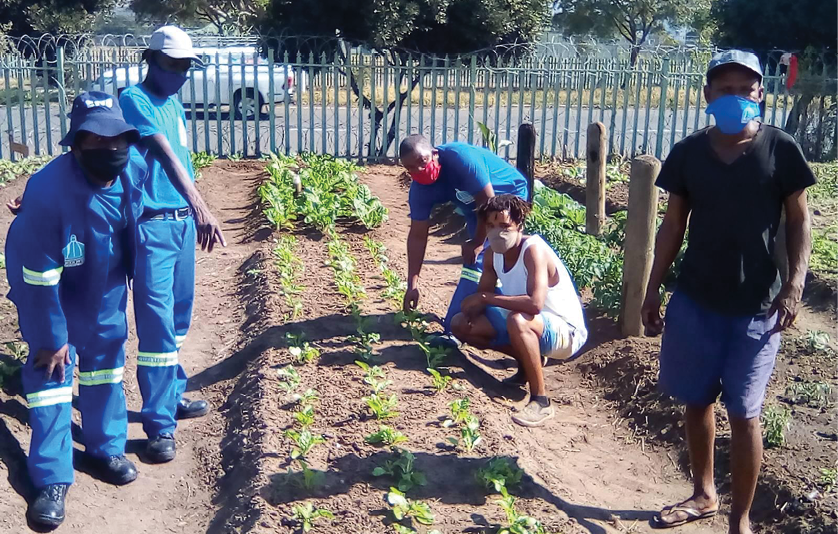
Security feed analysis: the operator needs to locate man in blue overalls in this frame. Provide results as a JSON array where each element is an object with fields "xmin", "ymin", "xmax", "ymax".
[
  {"xmin": 6, "ymin": 92, "xmax": 147, "ymax": 528},
  {"xmin": 398, "ymin": 135, "xmax": 529, "ymax": 343},
  {"xmin": 119, "ymin": 25, "xmax": 226, "ymax": 464}
]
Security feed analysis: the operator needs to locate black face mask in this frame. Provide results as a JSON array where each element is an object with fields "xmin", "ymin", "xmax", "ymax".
[{"xmin": 78, "ymin": 148, "xmax": 130, "ymax": 183}]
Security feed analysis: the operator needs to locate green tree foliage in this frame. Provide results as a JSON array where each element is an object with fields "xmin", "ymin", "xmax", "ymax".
[
  {"xmin": 0, "ymin": 0, "xmax": 116, "ymax": 37},
  {"xmin": 259, "ymin": 0, "xmax": 550, "ymax": 157},
  {"xmin": 551, "ymin": 0, "xmax": 692, "ymax": 64},
  {"xmin": 130, "ymin": 0, "xmax": 269, "ymax": 35},
  {"xmin": 711, "ymin": 0, "xmax": 836, "ymax": 55}
]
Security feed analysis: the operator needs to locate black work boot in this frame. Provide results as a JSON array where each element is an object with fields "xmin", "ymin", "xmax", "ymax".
[
  {"xmin": 176, "ymin": 397, "xmax": 210, "ymax": 420},
  {"xmin": 146, "ymin": 433, "xmax": 176, "ymax": 463},
  {"xmin": 28, "ymin": 483, "xmax": 69, "ymax": 529},
  {"xmin": 88, "ymin": 455, "xmax": 138, "ymax": 486}
]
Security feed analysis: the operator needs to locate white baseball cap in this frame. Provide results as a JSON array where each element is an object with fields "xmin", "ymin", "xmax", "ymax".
[{"xmin": 148, "ymin": 26, "xmax": 204, "ymax": 66}]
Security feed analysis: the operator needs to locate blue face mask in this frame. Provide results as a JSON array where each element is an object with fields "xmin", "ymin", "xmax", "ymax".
[
  {"xmin": 705, "ymin": 95, "xmax": 761, "ymax": 134},
  {"xmin": 148, "ymin": 62, "xmax": 188, "ymax": 97}
]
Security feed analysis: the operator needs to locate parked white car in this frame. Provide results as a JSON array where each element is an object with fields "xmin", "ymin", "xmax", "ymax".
[{"xmin": 96, "ymin": 46, "xmax": 306, "ymax": 119}]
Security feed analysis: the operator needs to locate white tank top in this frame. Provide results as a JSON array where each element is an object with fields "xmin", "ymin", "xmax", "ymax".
[{"xmin": 492, "ymin": 235, "xmax": 588, "ymax": 339}]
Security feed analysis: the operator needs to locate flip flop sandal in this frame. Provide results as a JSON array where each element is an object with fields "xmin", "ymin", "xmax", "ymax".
[{"xmin": 651, "ymin": 505, "xmax": 718, "ymax": 529}]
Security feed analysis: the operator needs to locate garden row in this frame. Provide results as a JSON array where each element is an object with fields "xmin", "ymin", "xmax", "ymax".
[{"xmin": 256, "ymin": 153, "xmax": 558, "ymax": 533}]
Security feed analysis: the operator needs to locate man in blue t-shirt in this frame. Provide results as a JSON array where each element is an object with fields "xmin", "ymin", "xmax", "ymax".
[
  {"xmin": 399, "ymin": 135, "xmax": 529, "ymax": 339},
  {"xmin": 119, "ymin": 26, "xmax": 225, "ymax": 464}
]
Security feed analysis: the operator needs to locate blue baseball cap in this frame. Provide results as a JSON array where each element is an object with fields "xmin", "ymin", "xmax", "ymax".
[{"xmin": 59, "ymin": 91, "xmax": 140, "ymax": 147}]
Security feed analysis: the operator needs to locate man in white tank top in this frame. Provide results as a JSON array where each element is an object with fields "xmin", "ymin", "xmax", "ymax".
[{"xmin": 450, "ymin": 195, "xmax": 588, "ymax": 427}]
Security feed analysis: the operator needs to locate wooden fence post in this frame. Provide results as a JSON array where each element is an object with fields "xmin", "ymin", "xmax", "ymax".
[
  {"xmin": 516, "ymin": 123, "xmax": 536, "ymax": 202},
  {"xmin": 585, "ymin": 122, "xmax": 607, "ymax": 235},
  {"xmin": 621, "ymin": 155, "xmax": 661, "ymax": 338}
]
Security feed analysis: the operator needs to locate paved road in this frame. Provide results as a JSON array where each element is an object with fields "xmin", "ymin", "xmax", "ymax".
[{"xmin": 0, "ymin": 101, "xmax": 734, "ymax": 161}]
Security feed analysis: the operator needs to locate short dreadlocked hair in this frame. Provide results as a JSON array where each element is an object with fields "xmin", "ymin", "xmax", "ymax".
[{"xmin": 478, "ymin": 194, "xmax": 532, "ymax": 226}]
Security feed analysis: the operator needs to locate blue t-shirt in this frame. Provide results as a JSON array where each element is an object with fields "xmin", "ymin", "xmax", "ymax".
[
  {"xmin": 408, "ymin": 143, "xmax": 528, "ymax": 237},
  {"xmin": 120, "ymin": 83, "xmax": 194, "ymax": 213},
  {"xmin": 93, "ymin": 176, "xmax": 128, "ymax": 271}
]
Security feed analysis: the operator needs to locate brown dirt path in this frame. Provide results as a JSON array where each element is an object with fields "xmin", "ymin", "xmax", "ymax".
[{"xmin": 0, "ymin": 159, "xmax": 266, "ymax": 533}]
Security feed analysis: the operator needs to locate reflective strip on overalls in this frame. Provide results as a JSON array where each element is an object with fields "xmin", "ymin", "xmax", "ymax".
[
  {"xmin": 22, "ymin": 266, "xmax": 63, "ymax": 286},
  {"xmin": 137, "ymin": 351, "xmax": 179, "ymax": 367},
  {"xmin": 175, "ymin": 335, "xmax": 187, "ymax": 350},
  {"xmin": 460, "ymin": 267, "xmax": 481, "ymax": 283},
  {"xmin": 78, "ymin": 367, "xmax": 125, "ymax": 387},
  {"xmin": 26, "ymin": 386, "xmax": 73, "ymax": 409}
]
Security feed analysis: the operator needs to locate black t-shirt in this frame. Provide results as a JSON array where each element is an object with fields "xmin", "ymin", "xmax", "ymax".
[{"xmin": 656, "ymin": 125, "xmax": 817, "ymax": 316}]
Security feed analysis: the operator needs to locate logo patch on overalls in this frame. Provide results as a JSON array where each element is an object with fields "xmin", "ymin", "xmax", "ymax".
[
  {"xmin": 62, "ymin": 235, "xmax": 85, "ymax": 267},
  {"xmin": 178, "ymin": 119, "xmax": 188, "ymax": 147},
  {"xmin": 455, "ymin": 189, "xmax": 475, "ymax": 205}
]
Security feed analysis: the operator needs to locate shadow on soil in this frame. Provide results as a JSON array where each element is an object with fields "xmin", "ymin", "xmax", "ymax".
[{"xmin": 262, "ymin": 450, "xmax": 657, "ymax": 534}]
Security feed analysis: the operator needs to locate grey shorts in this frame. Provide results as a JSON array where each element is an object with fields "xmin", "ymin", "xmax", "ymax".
[{"xmin": 659, "ymin": 291, "xmax": 780, "ymax": 419}]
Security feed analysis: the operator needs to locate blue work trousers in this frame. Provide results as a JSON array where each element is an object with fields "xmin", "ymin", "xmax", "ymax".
[
  {"xmin": 22, "ymin": 273, "xmax": 128, "ymax": 488},
  {"xmin": 134, "ymin": 214, "xmax": 195, "ymax": 438}
]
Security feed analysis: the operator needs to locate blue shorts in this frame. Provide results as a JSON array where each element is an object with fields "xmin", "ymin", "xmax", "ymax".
[
  {"xmin": 659, "ymin": 291, "xmax": 780, "ymax": 419},
  {"xmin": 485, "ymin": 306, "xmax": 578, "ymax": 359}
]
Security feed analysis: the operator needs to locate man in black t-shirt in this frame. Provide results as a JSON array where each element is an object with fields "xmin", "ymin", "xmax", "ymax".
[{"xmin": 642, "ymin": 50, "xmax": 815, "ymax": 533}]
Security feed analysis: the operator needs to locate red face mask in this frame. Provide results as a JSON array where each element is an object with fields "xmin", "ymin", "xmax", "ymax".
[{"xmin": 409, "ymin": 159, "xmax": 441, "ymax": 185}]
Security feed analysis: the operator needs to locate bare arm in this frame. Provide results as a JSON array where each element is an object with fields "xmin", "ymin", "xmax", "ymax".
[
  {"xmin": 403, "ymin": 219, "xmax": 430, "ymax": 312},
  {"xmin": 770, "ymin": 189, "xmax": 811, "ymax": 331},
  {"xmin": 483, "ymin": 244, "xmax": 547, "ymax": 316},
  {"xmin": 642, "ymin": 193, "xmax": 690, "ymax": 334},
  {"xmin": 142, "ymin": 134, "xmax": 226, "ymax": 252}
]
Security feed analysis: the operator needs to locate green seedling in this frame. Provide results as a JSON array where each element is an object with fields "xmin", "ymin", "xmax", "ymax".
[
  {"xmin": 286, "ymin": 460, "xmax": 325, "ymax": 492},
  {"xmin": 804, "ymin": 330, "xmax": 831, "ymax": 352},
  {"xmin": 277, "ymin": 365, "xmax": 302, "ymax": 394},
  {"xmin": 444, "ymin": 398, "xmax": 472, "ymax": 427},
  {"xmin": 365, "ymin": 426, "xmax": 409, "ymax": 446},
  {"xmin": 292, "ymin": 388, "xmax": 320, "ymax": 406},
  {"xmin": 392, "ymin": 527, "xmax": 442, "ymax": 534},
  {"xmin": 385, "ymin": 487, "xmax": 435, "ymax": 526},
  {"xmin": 395, "ymin": 309, "xmax": 424, "ymax": 328},
  {"xmin": 785, "ymin": 381, "xmax": 832, "ymax": 408},
  {"xmin": 285, "ymin": 429, "xmax": 326, "ymax": 459},
  {"xmin": 373, "ymin": 449, "xmax": 427, "ymax": 493},
  {"xmin": 355, "ymin": 361, "xmax": 391, "ymax": 392},
  {"xmin": 819, "ymin": 467, "xmax": 837, "ymax": 492},
  {"xmin": 447, "ymin": 415, "xmax": 482, "ymax": 452},
  {"xmin": 364, "ymin": 393, "xmax": 400, "ymax": 420},
  {"xmin": 762, "ymin": 405, "xmax": 791, "ymax": 448},
  {"xmin": 418, "ymin": 341, "xmax": 449, "ymax": 370},
  {"xmin": 290, "ymin": 503, "xmax": 335, "ymax": 533},
  {"xmin": 294, "ymin": 405, "xmax": 316, "ymax": 428},
  {"xmin": 286, "ymin": 332, "xmax": 321, "ymax": 364},
  {"xmin": 496, "ymin": 487, "xmax": 548, "ymax": 534},
  {"xmin": 427, "ymin": 368, "xmax": 452, "ymax": 393},
  {"xmin": 363, "ymin": 235, "xmax": 388, "ymax": 267},
  {"xmin": 476, "ymin": 457, "xmax": 524, "ymax": 494},
  {"xmin": 4, "ymin": 341, "xmax": 27, "ymax": 361}
]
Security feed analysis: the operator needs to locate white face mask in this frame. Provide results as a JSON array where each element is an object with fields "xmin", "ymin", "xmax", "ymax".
[{"xmin": 487, "ymin": 227, "xmax": 520, "ymax": 253}]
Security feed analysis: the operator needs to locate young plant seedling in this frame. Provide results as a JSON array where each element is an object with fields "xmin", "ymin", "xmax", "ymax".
[
  {"xmin": 294, "ymin": 404, "xmax": 316, "ymax": 428},
  {"xmin": 476, "ymin": 457, "xmax": 524, "ymax": 494},
  {"xmin": 285, "ymin": 429, "xmax": 327, "ymax": 459},
  {"xmin": 385, "ymin": 488, "xmax": 435, "ymax": 526},
  {"xmin": 286, "ymin": 332, "xmax": 321, "ymax": 364},
  {"xmin": 496, "ymin": 487, "xmax": 548, "ymax": 534},
  {"xmin": 418, "ymin": 341, "xmax": 449, "ymax": 370},
  {"xmin": 450, "ymin": 415, "xmax": 483, "ymax": 452},
  {"xmin": 444, "ymin": 398, "xmax": 472, "ymax": 427},
  {"xmin": 762, "ymin": 405, "xmax": 792, "ymax": 448},
  {"xmin": 427, "ymin": 368, "xmax": 452, "ymax": 393},
  {"xmin": 286, "ymin": 460, "xmax": 325, "ymax": 492},
  {"xmin": 365, "ymin": 426, "xmax": 409, "ymax": 446},
  {"xmin": 278, "ymin": 365, "xmax": 302, "ymax": 394},
  {"xmin": 364, "ymin": 393, "xmax": 400, "ymax": 420},
  {"xmin": 372, "ymin": 449, "xmax": 427, "ymax": 492},
  {"xmin": 784, "ymin": 381, "xmax": 832, "ymax": 408},
  {"xmin": 292, "ymin": 388, "xmax": 320, "ymax": 406},
  {"xmin": 290, "ymin": 503, "xmax": 335, "ymax": 533},
  {"xmin": 819, "ymin": 467, "xmax": 837, "ymax": 492}
]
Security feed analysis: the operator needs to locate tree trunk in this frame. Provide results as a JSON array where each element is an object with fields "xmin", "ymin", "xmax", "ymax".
[
  {"xmin": 784, "ymin": 92, "xmax": 814, "ymax": 138},
  {"xmin": 629, "ymin": 45, "xmax": 640, "ymax": 68}
]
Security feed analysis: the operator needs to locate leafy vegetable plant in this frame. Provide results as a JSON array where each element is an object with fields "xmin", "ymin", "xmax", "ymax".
[
  {"xmin": 294, "ymin": 404, "xmax": 316, "ymax": 428},
  {"xmin": 290, "ymin": 503, "xmax": 334, "ymax": 532},
  {"xmin": 496, "ymin": 487, "xmax": 548, "ymax": 534},
  {"xmin": 285, "ymin": 429, "xmax": 326, "ymax": 459},
  {"xmin": 427, "ymin": 368, "xmax": 452, "ymax": 393},
  {"xmin": 277, "ymin": 365, "xmax": 302, "ymax": 394},
  {"xmin": 286, "ymin": 460, "xmax": 325, "ymax": 492},
  {"xmin": 365, "ymin": 426, "xmax": 409, "ymax": 446},
  {"xmin": 373, "ymin": 449, "xmax": 427, "ymax": 492},
  {"xmin": 286, "ymin": 332, "xmax": 321, "ymax": 364},
  {"xmin": 386, "ymin": 488, "xmax": 435, "ymax": 526},
  {"xmin": 476, "ymin": 457, "xmax": 524, "ymax": 493},
  {"xmin": 364, "ymin": 393, "xmax": 400, "ymax": 420}
]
